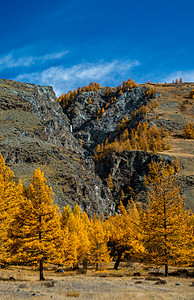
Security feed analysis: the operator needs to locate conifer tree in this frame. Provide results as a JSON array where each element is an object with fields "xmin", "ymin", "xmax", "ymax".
[
  {"xmin": 183, "ymin": 123, "xmax": 194, "ymax": 139},
  {"xmin": 107, "ymin": 202, "xmax": 144, "ymax": 269},
  {"xmin": 60, "ymin": 205, "xmax": 73, "ymax": 229},
  {"xmin": 7, "ymin": 169, "xmax": 62, "ymax": 280},
  {"xmin": 61, "ymin": 204, "xmax": 90, "ymax": 269},
  {"xmin": 88, "ymin": 97, "xmax": 92, "ymax": 104},
  {"xmin": 89, "ymin": 217, "xmax": 110, "ymax": 271},
  {"xmin": 141, "ymin": 160, "xmax": 194, "ymax": 276},
  {"xmin": 107, "ymin": 174, "xmax": 114, "ymax": 191},
  {"xmin": 0, "ymin": 155, "xmax": 25, "ymax": 263}
]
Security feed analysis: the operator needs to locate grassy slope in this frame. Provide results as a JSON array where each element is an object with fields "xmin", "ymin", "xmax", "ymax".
[{"xmin": 142, "ymin": 82, "xmax": 194, "ymax": 210}]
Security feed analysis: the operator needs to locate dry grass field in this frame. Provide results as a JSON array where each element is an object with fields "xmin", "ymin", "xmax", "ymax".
[{"xmin": 0, "ymin": 263, "xmax": 193, "ymax": 300}]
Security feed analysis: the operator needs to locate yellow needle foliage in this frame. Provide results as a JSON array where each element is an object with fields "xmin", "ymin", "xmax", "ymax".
[
  {"xmin": 94, "ymin": 121, "xmax": 170, "ymax": 162},
  {"xmin": 0, "ymin": 155, "xmax": 25, "ymax": 263},
  {"xmin": 116, "ymin": 79, "xmax": 137, "ymax": 94},
  {"xmin": 61, "ymin": 204, "xmax": 90, "ymax": 268},
  {"xmin": 183, "ymin": 123, "xmax": 194, "ymax": 139},
  {"xmin": 106, "ymin": 201, "xmax": 144, "ymax": 269},
  {"xmin": 141, "ymin": 160, "xmax": 194, "ymax": 276},
  {"xmin": 7, "ymin": 168, "xmax": 62, "ymax": 280},
  {"xmin": 190, "ymin": 89, "xmax": 194, "ymax": 99},
  {"xmin": 0, "ymin": 154, "xmax": 193, "ymax": 275},
  {"xmin": 88, "ymin": 217, "xmax": 110, "ymax": 270},
  {"xmin": 57, "ymin": 82, "xmax": 101, "ymax": 110}
]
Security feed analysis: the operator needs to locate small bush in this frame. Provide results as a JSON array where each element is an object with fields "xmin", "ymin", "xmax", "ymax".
[
  {"xmin": 183, "ymin": 123, "xmax": 194, "ymax": 139},
  {"xmin": 155, "ymin": 279, "xmax": 167, "ymax": 285},
  {"xmin": 76, "ymin": 269, "xmax": 87, "ymax": 274},
  {"xmin": 146, "ymin": 87, "xmax": 156, "ymax": 98},
  {"xmin": 190, "ymin": 89, "xmax": 194, "ymax": 99},
  {"xmin": 67, "ymin": 291, "xmax": 80, "ymax": 297}
]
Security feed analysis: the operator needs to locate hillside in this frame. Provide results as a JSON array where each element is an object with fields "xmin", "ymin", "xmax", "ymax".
[
  {"xmin": 0, "ymin": 79, "xmax": 114, "ymax": 216},
  {"xmin": 0, "ymin": 79, "xmax": 193, "ymax": 213}
]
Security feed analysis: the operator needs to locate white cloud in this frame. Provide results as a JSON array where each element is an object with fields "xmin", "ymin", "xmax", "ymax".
[
  {"xmin": 15, "ymin": 59, "xmax": 140, "ymax": 96},
  {"xmin": 162, "ymin": 70, "xmax": 194, "ymax": 83},
  {"xmin": 0, "ymin": 51, "xmax": 68, "ymax": 69}
]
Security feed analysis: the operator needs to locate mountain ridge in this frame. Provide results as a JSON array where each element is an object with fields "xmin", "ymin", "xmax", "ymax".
[{"xmin": 0, "ymin": 79, "xmax": 193, "ymax": 213}]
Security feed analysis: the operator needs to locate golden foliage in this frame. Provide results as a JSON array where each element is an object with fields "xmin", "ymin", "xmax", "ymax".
[
  {"xmin": 141, "ymin": 160, "xmax": 194, "ymax": 275},
  {"xmin": 144, "ymin": 158, "xmax": 181, "ymax": 186},
  {"xmin": 183, "ymin": 123, "xmax": 194, "ymax": 139},
  {"xmin": 190, "ymin": 89, "xmax": 194, "ymax": 99},
  {"xmin": 89, "ymin": 217, "xmax": 110, "ymax": 270},
  {"xmin": 7, "ymin": 169, "xmax": 63, "ymax": 280},
  {"xmin": 117, "ymin": 99, "xmax": 159, "ymax": 132},
  {"xmin": 145, "ymin": 87, "xmax": 156, "ymax": 98},
  {"xmin": 117, "ymin": 79, "xmax": 137, "ymax": 94},
  {"xmin": 57, "ymin": 82, "xmax": 101, "ymax": 110},
  {"xmin": 0, "ymin": 154, "xmax": 193, "ymax": 275},
  {"xmin": 107, "ymin": 174, "xmax": 114, "ymax": 191},
  {"xmin": 0, "ymin": 155, "xmax": 26, "ymax": 263},
  {"xmin": 106, "ymin": 201, "xmax": 144, "ymax": 269},
  {"xmin": 88, "ymin": 97, "xmax": 92, "ymax": 104},
  {"xmin": 61, "ymin": 204, "xmax": 90, "ymax": 268},
  {"xmin": 94, "ymin": 121, "xmax": 170, "ymax": 162}
]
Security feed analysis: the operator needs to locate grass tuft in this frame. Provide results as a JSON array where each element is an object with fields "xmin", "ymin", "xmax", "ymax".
[{"xmin": 66, "ymin": 291, "xmax": 80, "ymax": 297}]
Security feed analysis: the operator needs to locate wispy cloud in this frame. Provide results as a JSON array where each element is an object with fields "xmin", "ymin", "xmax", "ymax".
[
  {"xmin": 162, "ymin": 70, "xmax": 194, "ymax": 83},
  {"xmin": 15, "ymin": 59, "xmax": 140, "ymax": 96},
  {"xmin": 0, "ymin": 51, "xmax": 68, "ymax": 69}
]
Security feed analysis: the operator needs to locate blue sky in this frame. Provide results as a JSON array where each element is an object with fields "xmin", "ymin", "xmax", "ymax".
[{"xmin": 0, "ymin": 0, "xmax": 194, "ymax": 96}]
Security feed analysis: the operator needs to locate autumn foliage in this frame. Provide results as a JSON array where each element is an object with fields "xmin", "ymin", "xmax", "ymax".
[
  {"xmin": 140, "ymin": 160, "xmax": 194, "ymax": 276},
  {"xmin": 116, "ymin": 79, "xmax": 137, "ymax": 94},
  {"xmin": 7, "ymin": 168, "xmax": 63, "ymax": 280},
  {"xmin": 94, "ymin": 121, "xmax": 170, "ymax": 162},
  {"xmin": 57, "ymin": 82, "xmax": 101, "ymax": 110},
  {"xmin": 0, "ymin": 155, "xmax": 193, "ymax": 279},
  {"xmin": 183, "ymin": 123, "xmax": 194, "ymax": 139},
  {"xmin": 190, "ymin": 89, "xmax": 194, "ymax": 99},
  {"xmin": 57, "ymin": 79, "xmax": 138, "ymax": 117}
]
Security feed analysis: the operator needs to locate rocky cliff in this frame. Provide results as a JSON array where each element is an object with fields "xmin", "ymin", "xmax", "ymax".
[
  {"xmin": 63, "ymin": 86, "xmax": 148, "ymax": 152},
  {"xmin": 0, "ymin": 79, "xmax": 193, "ymax": 214},
  {"xmin": 0, "ymin": 79, "xmax": 114, "ymax": 215}
]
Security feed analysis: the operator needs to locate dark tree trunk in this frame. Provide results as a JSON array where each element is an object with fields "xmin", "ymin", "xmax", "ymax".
[
  {"xmin": 114, "ymin": 250, "xmax": 124, "ymax": 270},
  {"xmin": 96, "ymin": 263, "xmax": 98, "ymax": 271},
  {"xmin": 163, "ymin": 202, "xmax": 168, "ymax": 277},
  {"xmin": 164, "ymin": 264, "xmax": 168, "ymax": 277},
  {"xmin": 83, "ymin": 259, "xmax": 88, "ymax": 269},
  {"xmin": 72, "ymin": 263, "xmax": 79, "ymax": 270},
  {"xmin": 39, "ymin": 259, "xmax": 45, "ymax": 281}
]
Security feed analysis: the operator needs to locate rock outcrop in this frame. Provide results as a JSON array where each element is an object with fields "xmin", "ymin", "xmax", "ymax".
[
  {"xmin": 63, "ymin": 86, "xmax": 148, "ymax": 151},
  {"xmin": 0, "ymin": 79, "xmax": 115, "ymax": 215},
  {"xmin": 95, "ymin": 150, "xmax": 179, "ymax": 209}
]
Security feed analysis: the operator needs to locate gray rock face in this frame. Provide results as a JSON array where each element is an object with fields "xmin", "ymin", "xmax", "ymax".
[
  {"xmin": 0, "ymin": 79, "xmax": 115, "ymax": 215},
  {"xmin": 63, "ymin": 87, "xmax": 148, "ymax": 151},
  {"xmin": 95, "ymin": 151, "xmax": 155, "ymax": 208},
  {"xmin": 95, "ymin": 151, "xmax": 184, "ymax": 209},
  {"xmin": 0, "ymin": 79, "xmax": 79, "ymax": 151}
]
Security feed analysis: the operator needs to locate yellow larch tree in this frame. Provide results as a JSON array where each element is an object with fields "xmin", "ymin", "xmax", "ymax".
[
  {"xmin": 0, "ymin": 154, "xmax": 25, "ymax": 263},
  {"xmin": 60, "ymin": 204, "xmax": 73, "ymax": 229},
  {"xmin": 61, "ymin": 204, "xmax": 90, "ymax": 269},
  {"xmin": 7, "ymin": 168, "xmax": 63, "ymax": 280},
  {"xmin": 89, "ymin": 217, "xmax": 110, "ymax": 271},
  {"xmin": 106, "ymin": 201, "xmax": 144, "ymax": 269},
  {"xmin": 141, "ymin": 160, "xmax": 194, "ymax": 276},
  {"xmin": 107, "ymin": 174, "xmax": 114, "ymax": 191},
  {"xmin": 183, "ymin": 123, "xmax": 194, "ymax": 139}
]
